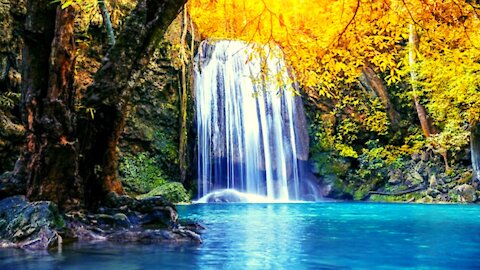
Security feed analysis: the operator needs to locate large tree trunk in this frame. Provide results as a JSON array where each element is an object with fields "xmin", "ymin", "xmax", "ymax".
[
  {"xmin": 14, "ymin": 0, "xmax": 185, "ymax": 210},
  {"xmin": 17, "ymin": 1, "xmax": 80, "ymax": 210},
  {"xmin": 79, "ymin": 0, "xmax": 187, "ymax": 208},
  {"xmin": 360, "ymin": 65, "xmax": 401, "ymax": 128},
  {"xmin": 409, "ymin": 24, "xmax": 448, "ymax": 168},
  {"xmin": 471, "ymin": 123, "xmax": 480, "ymax": 182},
  {"xmin": 408, "ymin": 24, "xmax": 436, "ymax": 138}
]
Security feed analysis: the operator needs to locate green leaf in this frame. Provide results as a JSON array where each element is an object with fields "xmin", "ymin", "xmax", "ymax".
[{"xmin": 61, "ymin": 0, "xmax": 73, "ymax": 9}]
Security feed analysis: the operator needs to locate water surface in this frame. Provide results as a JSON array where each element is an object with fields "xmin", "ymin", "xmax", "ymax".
[{"xmin": 1, "ymin": 202, "xmax": 479, "ymax": 269}]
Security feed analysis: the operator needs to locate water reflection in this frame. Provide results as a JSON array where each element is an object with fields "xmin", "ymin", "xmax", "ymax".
[{"xmin": 1, "ymin": 203, "xmax": 480, "ymax": 269}]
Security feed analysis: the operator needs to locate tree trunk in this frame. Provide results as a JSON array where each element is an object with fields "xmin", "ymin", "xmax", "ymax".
[
  {"xmin": 471, "ymin": 123, "xmax": 480, "ymax": 182},
  {"xmin": 409, "ymin": 24, "xmax": 436, "ymax": 138},
  {"xmin": 99, "ymin": 0, "xmax": 116, "ymax": 46},
  {"xmin": 178, "ymin": 7, "xmax": 189, "ymax": 183},
  {"xmin": 19, "ymin": 2, "xmax": 80, "ymax": 210},
  {"xmin": 14, "ymin": 0, "xmax": 185, "ymax": 210},
  {"xmin": 360, "ymin": 65, "xmax": 401, "ymax": 128},
  {"xmin": 78, "ymin": 0, "xmax": 187, "ymax": 208},
  {"xmin": 409, "ymin": 24, "xmax": 448, "ymax": 168}
]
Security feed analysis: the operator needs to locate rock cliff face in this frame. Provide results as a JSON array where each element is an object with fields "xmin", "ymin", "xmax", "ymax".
[
  {"xmin": 119, "ymin": 44, "xmax": 183, "ymax": 184},
  {"xmin": 0, "ymin": 0, "xmax": 25, "ymax": 173},
  {"xmin": 117, "ymin": 17, "xmax": 196, "ymax": 194}
]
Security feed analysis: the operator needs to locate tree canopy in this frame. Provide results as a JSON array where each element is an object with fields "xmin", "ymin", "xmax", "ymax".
[{"xmin": 189, "ymin": 0, "xmax": 480, "ymax": 158}]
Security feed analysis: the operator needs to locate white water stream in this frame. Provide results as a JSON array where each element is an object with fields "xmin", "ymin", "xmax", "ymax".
[{"xmin": 195, "ymin": 40, "xmax": 315, "ymax": 202}]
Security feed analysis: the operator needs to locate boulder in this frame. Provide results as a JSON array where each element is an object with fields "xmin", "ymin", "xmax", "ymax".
[
  {"xmin": 453, "ymin": 184, "xmax": 477, "ymax": 203},
  {"xmin": 405, "ymin": 171, "xmax": 424, "ymax": 186},
  {"xmin": 429, "ymin": 174, "xmax": 437, "ymax": 188},
  {"xmin": 100, "ymin": 192, "xmax": 178, "ymax": 228},
  {"xmin": 113, "ymin": 213, "xmax": 131, "ymax": 228},
  {"xmin": 388, "ymin": 169, "xmax": 404, "ymax": 185},
  {"xmin": 0, "ymin": 196, "xmax": 64, "ymax": 250},
  {"xmin": 65, "ymin": 193, "xmax": 201, "ymax": 244}
]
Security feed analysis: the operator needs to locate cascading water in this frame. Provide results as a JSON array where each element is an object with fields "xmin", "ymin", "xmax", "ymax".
[{"xmin": 194, "ymin": 40, "xmax": 318, "ymax": 202}]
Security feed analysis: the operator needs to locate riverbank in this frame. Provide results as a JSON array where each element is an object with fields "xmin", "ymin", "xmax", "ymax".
[{"xmin": 0, "ymin": 193, "xmax": 201, "ymax": 250}]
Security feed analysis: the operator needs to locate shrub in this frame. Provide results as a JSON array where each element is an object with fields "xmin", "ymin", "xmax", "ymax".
[{"xmin": 119, "ymin": 152, "xmax": 166, "ymax": 194}]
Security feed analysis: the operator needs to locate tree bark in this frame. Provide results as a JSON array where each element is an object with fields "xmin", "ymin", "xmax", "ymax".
[
  {"xmin": 99, "ymin": 0, "xmax": 116, "ymax": 46},
  {"xmin": 409, "ymin": 24, "xmax": 436, "ymax": 138},
  {"xmin": 79, "ymin": 0, "xmax": 187, "ymax": 208},
  {"xmin": 178, "ymin": 7, "xmax": 189, "ymax": 183},
  {"xmin": 14, "ymin": 0, "xmax": 185, "ymax": 210},
  {"xmin": 471, "ymin": 123, "xmax": 480, "ymax": 182},
  {"xmin": 360, "ymin": 65, "xmax": 401, "ymax": 128},
  {"xmin": 408, "ymin": 24, "xmax": 449, "ymax": 169},
  {"xmin": 18, "ymin": 2, "xmax": 80, "ymax": 210}
]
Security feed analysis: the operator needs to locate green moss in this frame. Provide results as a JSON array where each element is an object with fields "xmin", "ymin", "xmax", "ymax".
[
  {"xmin": 136, "ymin": 182, "xmax": 190, "ymax": 203},
  {"xmin": 311, "ymin": 152, "xmax": 350, "ymax": 177},
  {"xmin": 153, "ymin": 130, "xmax": 178, "ymax": 165},
  {"xmin": 353, "ymin": 184, "xmax": 373, "ymax": 200},
  {"xmin": 45, "ymin": 203, "xmax": 65, "ymax": 229},
  {"xmin": 370, "ymin": 194, "xmax": 399, "ymax": 202},
  {"xmin": 368, "ymin": 191, "xmax": 426, "ymax": 203}
]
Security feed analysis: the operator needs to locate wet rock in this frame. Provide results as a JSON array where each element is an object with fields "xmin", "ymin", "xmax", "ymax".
[
  {"xmin": 319, "ymin": 174, "xmax": 352, "ymax": 199},
  {"xmin": 405, "ymin": 171, "xmax": 424, "ymax": 187},
  {"xmin": 113, "ymin": 213, "xmax": 131, "ymax": 228},
  {"xmin": 64, "ymin": 193, "xmax": 201, "ymax": 244},
  {"xmin": 453, "ymin": 184, "xmax": 477, "ymax": 203},
  {"xmin": 91, "ymin": 214, "xmax": 116, "ymax": 228},
  {"xmin": 180, "ymin": 220, "xmax": 206, "ymax": 234},
  {"xmin": 426, "ymin": 188, "xmax": 440, "ymax": 198},
  {"xmin": 0, "ymin": 196, "xmax": 64, "ymax": 250},
  {"xmin": 436, "ymin": 176, "xmax": 445, "ymax": 186},
  {"xmin": 429, "ymin": 174, "xmax": 437, "ymax": 188},
  {"xmin": 437, "ymin": 193, "xmax": 449, "ymax": 202},
  {"xmin": 90, "ymin": 193, "xmax": 177, "ymax": 228},
  {"xmin": 388, "ymin": 170, "xmax": 403, "ymax": 185},
  {"xmin": 108, "ymin": 228, "xmax": 201, "ymax": 243},
  {"xmin": 203, "ymin": 189, "xmax": 246, "ymax": 203}
]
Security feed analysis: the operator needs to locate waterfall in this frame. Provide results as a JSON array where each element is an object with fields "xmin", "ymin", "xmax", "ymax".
[{"xmin": 194, "ymin": 40, "xmax": 317, "ymax": 202}]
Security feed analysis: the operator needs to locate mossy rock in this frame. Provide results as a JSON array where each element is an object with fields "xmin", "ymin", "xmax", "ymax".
[
  {"xmin": 452, "ymin": 184, "xmax": 477, "ymax": 203},
  {"xmin": 0, "ymin": 196, "xmax": 64, "ymax": 249},
  {"xmin": 137, "ymin": 182, "xmax": 190, "ymax": 203},
  {"xmin": 311, "ymin": 152, "xmax": 350, "ymax": 177}
]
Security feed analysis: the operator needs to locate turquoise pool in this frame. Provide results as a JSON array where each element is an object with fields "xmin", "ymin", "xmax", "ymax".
[{"xmin": 1, "ymin": 202, "xmax": 479, "ymax": 269}]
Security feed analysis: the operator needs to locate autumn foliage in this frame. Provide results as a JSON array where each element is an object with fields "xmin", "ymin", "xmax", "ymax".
[{"xmin": 189, "ymin": 0, "xmax": 480, "ymax": 173}]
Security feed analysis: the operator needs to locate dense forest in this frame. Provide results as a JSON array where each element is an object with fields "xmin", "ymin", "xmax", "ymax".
[{"xmin": 1, "ymin": 0, "xmax": 480, "ymax": 250}]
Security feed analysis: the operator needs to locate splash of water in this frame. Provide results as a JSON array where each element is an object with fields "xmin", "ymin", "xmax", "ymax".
[{"xmin": 194, "ymin": 40, "xmax": 318, "ymax": 201}]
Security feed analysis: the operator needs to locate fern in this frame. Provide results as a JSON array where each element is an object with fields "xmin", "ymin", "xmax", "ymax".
[{"xmin": 0, "ymin": 92, "xmax": 20, "ymax": 109}]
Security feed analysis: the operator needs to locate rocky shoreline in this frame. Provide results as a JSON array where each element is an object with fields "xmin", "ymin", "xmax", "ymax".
[{"xmin": 0, "ymin": 193, "xmax": 201, "ymax": 250}]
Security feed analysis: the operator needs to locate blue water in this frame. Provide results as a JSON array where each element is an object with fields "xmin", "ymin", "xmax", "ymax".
[{"xmin": 1, "ymin": 202, "xmax": 480, "ymax": 269}]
